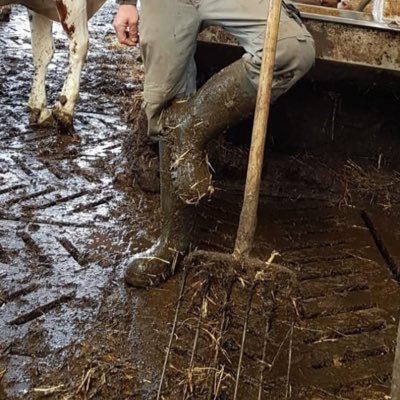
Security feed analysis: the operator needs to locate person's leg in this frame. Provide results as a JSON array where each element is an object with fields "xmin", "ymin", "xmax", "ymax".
[
  {"xmin": 125, "ymin": 0, "xmax": 201, "ymax": 287},
  {"xmin": 125, "ymin": 140, "xmax": 194, "ymax": 287},
  {"xmin": 167, "ymin": 0, "xmax": 315, "ymax": 202},
  {"xmin": 199, "ymin": 0, "xmax": 315, "ymax": 98},
  {"xmin": 164, "ymin": 60, "xmax": 258, "ymax": 204},
  {"xmin": 139, "ymin": 0, "xmax": 201, "ymax": 138}
]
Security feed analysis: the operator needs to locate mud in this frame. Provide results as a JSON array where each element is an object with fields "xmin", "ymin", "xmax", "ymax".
[
  {"xmin": 1, "ymin": 3, "xmax": 400, "ymax": 400},
  {"xmin": 0, "ymin": 3, "xmax": 161, "ymax": 398},
  {"xmin": 120, "ymin": 95, "xmax": 160, "ymax": 194},
  {"xmin": 190, "ymin": 179, "xmax": 400, "ymax": 399}
]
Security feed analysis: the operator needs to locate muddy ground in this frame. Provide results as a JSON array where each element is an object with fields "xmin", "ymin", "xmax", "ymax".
[{"xmin": 1, "ymin": 3, "xmax": 400, "ymax": 400}]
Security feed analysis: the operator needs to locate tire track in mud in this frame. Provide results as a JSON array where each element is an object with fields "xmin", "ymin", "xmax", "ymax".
[{"xmin": 262, "ymin": 203, "xmax": 398, "ymax": 397}]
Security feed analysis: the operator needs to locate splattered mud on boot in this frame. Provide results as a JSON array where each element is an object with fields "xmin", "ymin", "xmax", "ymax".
[
  {"xmin": 163, "ymin": 60, "xmax": 257, "ymax": 205},
  {"xmin": 167, "ymin": 118, "xmax": 251, "ymax": 204},
  {"xmin": 124, "ymin": 142, "xmax": 195, "ymax": 288},
  {"xmin": 170, "ymin": 147, "xmax": 214, "ymax": 205},
  {"xmin": 163, "ymin": 100, "xmax": 214, "ymax": 205},
  {"xmin": 117, "ymin": 59, "xmax": 254, "ymax": 200}
]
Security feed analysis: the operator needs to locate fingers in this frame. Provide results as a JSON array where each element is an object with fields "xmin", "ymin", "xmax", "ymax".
[
  {"xmin": 123, "ymin": 28, "xmax": 139, "ymax": 46},
  {"xmin": 114, "ymin": 22, "xmax": 138, "ymax": 46},
  {"xmin": 128, "ymin": 21, "xmax": 139, "ymax": 45},
  {"xmin": 115, "ymin": 23, "xmax": 129, "ymax": 45},
  {"xmin": 113, "ymin": 5, "xmax": 139, "ymax": 46}
]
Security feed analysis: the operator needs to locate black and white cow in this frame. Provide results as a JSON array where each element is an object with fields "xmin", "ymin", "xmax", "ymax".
[{"xmin": 0, "ymin": 0, "xmax": 107, "ymax": 133}]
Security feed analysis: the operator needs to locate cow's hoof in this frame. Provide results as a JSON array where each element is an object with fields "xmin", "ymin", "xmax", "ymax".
[
  {"xmin": 28, "ymin": 108, "xmax": 54, "ymax": 128},
  {"xmin": 0, "ymin": 14, "xmax": 10, "ymax": 22},
  {"xmin": 52, "ymin": 108, "xmax": 74, "ymax": 135},
  {"xmin": 0, "ymin": 7, "xmax": 11, "ymax": 22}
]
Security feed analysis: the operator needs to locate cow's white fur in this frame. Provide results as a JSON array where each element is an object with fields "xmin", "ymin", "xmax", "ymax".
[{"xmin": 0, "ymin": 0, "xmax": 106, "ymax": 132}]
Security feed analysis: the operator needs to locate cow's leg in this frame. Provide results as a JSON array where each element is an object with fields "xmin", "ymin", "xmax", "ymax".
[
  {"xmin": 53, "ymin": 0, "xmax": 89, "ymax": 134},
  {"xmin": 28, "ymin": 11, "xmax": 54, "ymax": 127}
]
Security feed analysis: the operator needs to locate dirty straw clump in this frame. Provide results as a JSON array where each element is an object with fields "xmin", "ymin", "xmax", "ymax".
[
  {"xmin": 270, "ymin": 156, "xmax": 400, "ymax": 212},
  {"xmin": 339, "ymin": 159, "xmax": 400, "ymax": 211},
  {"xmin": 156, "ymin": 252, "xmax": 298, "ymax": 399}
]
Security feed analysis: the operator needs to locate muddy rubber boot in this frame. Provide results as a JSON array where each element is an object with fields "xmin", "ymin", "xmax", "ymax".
[
  {"xmin": 124, "ymin": 141, "xmax": 194, "ymax": 288},
  {"xmin": 164, "ymin": 60, "xmax": 257, "ymax": 204}
]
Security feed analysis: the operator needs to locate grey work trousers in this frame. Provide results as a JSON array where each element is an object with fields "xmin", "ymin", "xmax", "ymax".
[{"xmin": 139, "ymin": 0, "xmax": 315, "ymax": 137}]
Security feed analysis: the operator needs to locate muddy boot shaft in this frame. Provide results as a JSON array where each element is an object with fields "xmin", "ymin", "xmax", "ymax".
[
  {"xmin": 164, "ymin": 60, "xmax": 257, "ymax": 204},
  {"xmin": 124, "ymin": 141, "xmax": 194, "ymax": 288}
]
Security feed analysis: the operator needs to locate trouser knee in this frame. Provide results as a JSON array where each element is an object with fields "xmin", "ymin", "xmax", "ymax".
[
  {"xmin": 242, "ymin": 36, "xmax": 314, "ymax": 101},
  {"xmin": 242, "ymin": 23, "xmax": 315, "ymax": 102}
]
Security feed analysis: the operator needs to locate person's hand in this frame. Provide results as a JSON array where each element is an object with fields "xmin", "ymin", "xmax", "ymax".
[{"xmin": 113, "ymin": 5, "xmax": 139, "ymax": 46}]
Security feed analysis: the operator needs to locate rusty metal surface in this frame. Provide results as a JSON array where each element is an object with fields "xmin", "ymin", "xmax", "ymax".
[
  {"xmin": 296, "ymin": 4, "xmax": 374, "ymax": 22},
  {"xmin": 198, "ymin": 8, "xmax": 400, "ymax": 72},
  {"xmin": 295, "ymin": 1, "xmax": 400, "ymax": 25},
  {"xmin": 293, "ymin": 1, "xmax": 400, "ymax": 71},
  {"xmin": 305, "ymin": 19, "xmax": 400, "ymax": 70}
]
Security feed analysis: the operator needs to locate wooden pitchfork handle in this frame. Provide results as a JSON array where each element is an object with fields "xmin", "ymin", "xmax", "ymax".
[{"xmin": 233, "ymin": 0, "xmax": 283, "ymax": 258}]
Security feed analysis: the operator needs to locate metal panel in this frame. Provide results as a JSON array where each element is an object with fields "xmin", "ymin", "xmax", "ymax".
[{"xmin": 304, "ymin": 19, "xmax": 400, "ymax": 70}]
